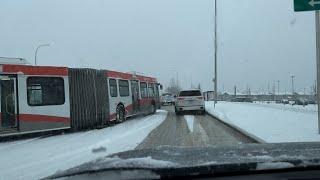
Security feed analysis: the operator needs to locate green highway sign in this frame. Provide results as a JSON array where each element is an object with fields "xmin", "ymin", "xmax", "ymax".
[{"xmin": 294, "ymin": 0, "xmax": 320, "ymax": 12}]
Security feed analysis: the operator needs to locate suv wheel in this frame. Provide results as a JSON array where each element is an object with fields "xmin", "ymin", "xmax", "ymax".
[
  {"xmin": 200, "ymin": 110, "xmax": 206, "ymax": 115},
  {"xmin": 175, "ymin": 107, "xmax": 181, "ymax": 115}
]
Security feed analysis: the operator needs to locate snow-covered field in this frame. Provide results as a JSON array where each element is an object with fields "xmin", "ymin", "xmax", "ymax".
[
  {"xmin": 206, "ymin": 101, "xmax": 320, "ymax": 143},
  {"xmin": 0, "ymin": 110, "xmax": 167, "ymax": 180}
]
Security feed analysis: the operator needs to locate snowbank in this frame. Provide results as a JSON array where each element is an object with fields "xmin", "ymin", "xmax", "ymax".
[
  {"xmin": 205, "ymin": 101, "xmax": 320, "ymax": 143},
  {"xmin": 0, "ymin": 110, "xmax": 167, "ymax": 180}
]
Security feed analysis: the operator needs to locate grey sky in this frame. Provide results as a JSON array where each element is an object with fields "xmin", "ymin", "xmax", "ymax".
[{"xmin": 0, "ymin": 0, "xmax": 316, "ymax": 94}]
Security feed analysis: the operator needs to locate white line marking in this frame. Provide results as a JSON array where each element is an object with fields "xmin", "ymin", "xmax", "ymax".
[{"xmin": 184, "ymin": 115, "xmax": 194, "ymax": 133}]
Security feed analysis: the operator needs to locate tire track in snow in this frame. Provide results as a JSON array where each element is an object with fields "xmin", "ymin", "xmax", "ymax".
[{"xmin": 184, "ymin": 115, "xmax": 210, "ymax": 146}]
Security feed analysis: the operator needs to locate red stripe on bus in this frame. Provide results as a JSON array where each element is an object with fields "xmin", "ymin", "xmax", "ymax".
[
  {"xmin": 106, "ymin": 71, "xmax": 132, "ymax": 80},
  {"xmin": 125, "ymin": 104, "xmax": 133, "ymax": 112},
  {"xmin": 19, "ymin": 114, "xmax": 70, "ymax": 124},
  {"xmin": 110, "ymin": 113, "xmax": 116, "ymax": 121},
  {"xmin": 136, "ymin": 75, "xmax": 157, "ymax": 83},
  {"xmin": 2, "ymin": 65, "xmax": 68, "ymax": 76},
  {"xmin": 140, "ymin": 98, "xmax": 153, "ymax": 105},
  {"xmin": 106, "ymin": 70, "xmax": 157, "ymax": 83}
]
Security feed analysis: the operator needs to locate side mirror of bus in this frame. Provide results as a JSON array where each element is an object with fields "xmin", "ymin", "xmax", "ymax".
[{"xmin": 160, "ymin": 84, "xmax": 163, "ymax": 90}]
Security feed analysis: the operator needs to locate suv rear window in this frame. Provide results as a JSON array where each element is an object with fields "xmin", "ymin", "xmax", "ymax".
[{"xmin": 179, "ymin": 90, "xmax": 202, "ymax": 97}]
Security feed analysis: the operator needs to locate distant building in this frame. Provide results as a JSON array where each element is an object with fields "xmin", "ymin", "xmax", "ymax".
[
  {"xmin": 0, "ymin": 57, "xmax": 30, "ymax": 65},
  {"xmin": 203, "ymin": 90, "xmax": 315, "ymax": 102}
]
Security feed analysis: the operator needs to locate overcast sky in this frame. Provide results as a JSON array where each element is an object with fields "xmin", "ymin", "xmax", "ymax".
[{"xmin": 0, "ymin": 0, "xmax": 316, "ymax": 93}]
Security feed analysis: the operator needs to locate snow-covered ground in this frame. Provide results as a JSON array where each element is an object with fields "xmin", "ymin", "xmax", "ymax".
[
  {"xmin": 205, "ymin": 101, "xmax": 320, "ymax": 143},
  {"xmin": 0, "ymin": 110, "xmax": 167, "ymax": 180}
]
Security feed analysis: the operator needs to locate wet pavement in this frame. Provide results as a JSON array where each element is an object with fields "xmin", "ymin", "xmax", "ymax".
[{"xmin": 136, "ymin": 106, "xmax": 255, "ymax": 149}]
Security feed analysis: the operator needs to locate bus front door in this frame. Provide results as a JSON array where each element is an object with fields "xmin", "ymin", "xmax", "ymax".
[
  {"xmin": 0, "ymin": 75, "xmax": 17, "ymax": 131},
  {"xmin": 131, "ymin": 80, "xmax": 140, "ymax": 114}
]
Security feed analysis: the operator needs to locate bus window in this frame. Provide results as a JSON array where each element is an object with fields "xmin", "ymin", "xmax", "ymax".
[
  {"xmin": 27, "ymin": 77, "xmax": 65, "ymax": 106},
  {"xmin": 119, "ymin": 80, "xmax": 129, "ymax": 97},
  {"xmin": 140, "ymin": 82, "xmax": 148, "ymax": 98},
  {"xmin": 109, "ymin": 79, "xmax": 118, "ymax": 97},
  {"xmin": 148, "ymin": 83, "xmax": 155, "ymax": 97}
]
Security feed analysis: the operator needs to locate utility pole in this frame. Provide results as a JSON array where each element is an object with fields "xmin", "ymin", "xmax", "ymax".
[
  {"xmin": 285, "ymin": 87, "xmax": 287, "ymax": 96},
  {"xmin": 272, "ymin": 82, "xmax": 276, "ymax": 95},
  {"xmin": 214, "ymin": 0, "xmax": 218, "ymax": 108},
  {"xmin": 316, "ymin": 80, "xmax": 318, "ymax": 92},
  {"xmin": 315, "ymin": 80, "xmax": 317, "ymax": 95},
  {"xmin": 176, "ymin": 72, "xmax": 179, "ymax": 89},
  {"xmin": 293, "ymin": 0, "xmax": 320, "ymax": 134},
  {"xmin": 277, "ymin": 80, "xmax": 280, "ymax": 95},
  {"xmin": 291, "ymin": 75, "xmax": 295, "ymax": 95},
  {"xmin": 293, "ymin": 2, "xmax": 320, "ymax": 133}
]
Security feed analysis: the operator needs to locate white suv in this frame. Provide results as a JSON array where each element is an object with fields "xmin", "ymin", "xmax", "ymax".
[{"xmin": 175, "ymin": 90, "xmax": 205, "ymax": 115}]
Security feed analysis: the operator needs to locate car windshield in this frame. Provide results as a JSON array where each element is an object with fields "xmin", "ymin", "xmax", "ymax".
[
  {"xmin": 179, "ymin": 90, "xmax": 202, "ymax": 97},
  {"xmin": 1, "ymin": 0, "xmax": 320, "ymax": 179},
  {"xmin": 162, "ymin": 93, "xmax": 172, "ymax": 97}
]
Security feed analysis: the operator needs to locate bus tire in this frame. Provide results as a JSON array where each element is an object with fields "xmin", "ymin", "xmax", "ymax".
[
  {"xmin": 116, "ymin": 105, "xmax": 125, "ymax": 123},
  {"xmin": 151, "ymin": 104, "xmax": 156, "ymax": 114}
]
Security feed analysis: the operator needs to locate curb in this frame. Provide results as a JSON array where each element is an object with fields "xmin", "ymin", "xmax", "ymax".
[{"xmin": 206, "ymin": 112, "xmax": 266, "ymax": 144}]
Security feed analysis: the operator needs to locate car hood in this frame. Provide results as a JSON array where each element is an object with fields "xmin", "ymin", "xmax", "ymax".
[{"xmin": 48, "ymin": 142, "xmax": 320, "ymax": 179}]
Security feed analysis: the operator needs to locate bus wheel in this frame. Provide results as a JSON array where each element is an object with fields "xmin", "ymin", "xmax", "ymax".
[
  {"xmin": 116, "ymin": 105, "xmax": 125, "ymax": 123},
  {"xmin": 151, "ymin": 104, "xmax": 156, "ymax": 114}
]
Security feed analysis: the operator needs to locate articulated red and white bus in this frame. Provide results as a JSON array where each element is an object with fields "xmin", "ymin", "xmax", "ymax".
[{"xmin": 0, "ymin": 60, "xmax": 161, "ymax": 137}]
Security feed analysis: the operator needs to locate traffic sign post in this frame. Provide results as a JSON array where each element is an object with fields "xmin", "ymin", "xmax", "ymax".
[
  {"xmin": 316, "ymin": 11, "xmax": 320, "ymax": 133},
  {"xmin": 294, "ymin": 0, "xmax": 320, "ymax": 133}
]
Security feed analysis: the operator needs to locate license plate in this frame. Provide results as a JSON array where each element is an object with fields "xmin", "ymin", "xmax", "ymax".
[{"xmin": 186, "ymin": 100, "xmax": 194, "ymax": 104}]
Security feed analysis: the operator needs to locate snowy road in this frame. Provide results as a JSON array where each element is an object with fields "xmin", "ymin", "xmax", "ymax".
[
  {"xmin": 0, "ymin": 110, "xmax": 167, "ymax": 180},
  {"xmin": 136, "ymin": 106, "xmax": 255, "ymax": 149}
]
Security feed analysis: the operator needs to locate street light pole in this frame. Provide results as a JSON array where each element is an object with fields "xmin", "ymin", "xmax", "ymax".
[
  {"xmin": 34, "ymin": 44, "xmax": 50, "ymax": 65},
  {"xmin": 291, "ymin": 75, "xmax": 295, "ymax": 95},
  {"xmin": 214, "ymin": 0, "xmax": 218, "ymax": 108}
]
